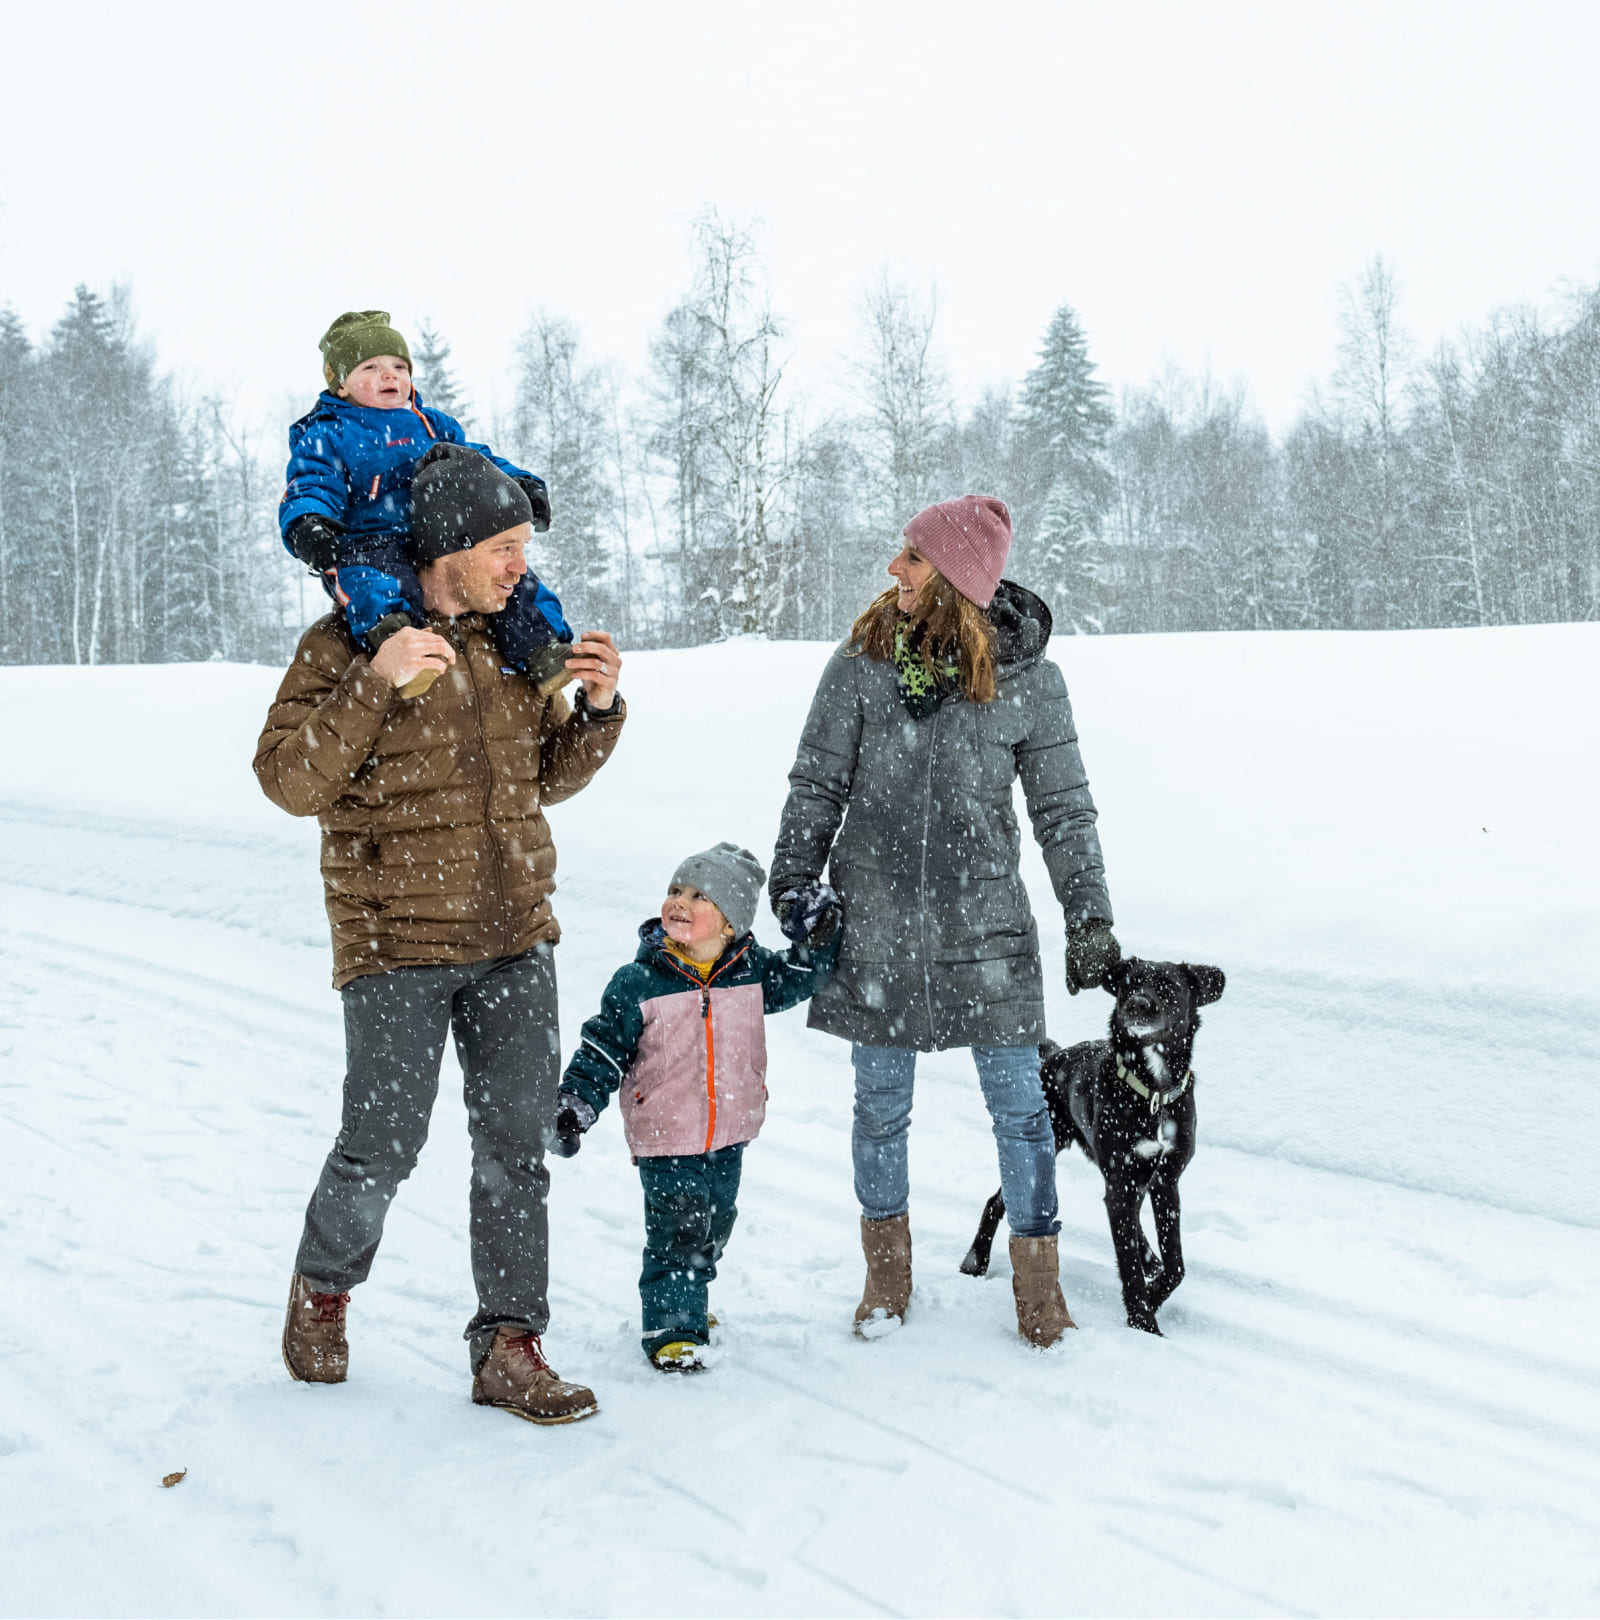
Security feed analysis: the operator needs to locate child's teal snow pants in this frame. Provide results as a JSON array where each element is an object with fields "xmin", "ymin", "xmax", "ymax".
[{"xmin": 637, "ymin": 1143, "xmax": 744, "ymax": 1355}]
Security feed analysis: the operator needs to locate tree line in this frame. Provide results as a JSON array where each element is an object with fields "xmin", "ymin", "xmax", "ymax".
[
  {"xmin": 4, "ymin": 227, "xmax": 1598, "ymax": 666},
  {"xmin": 0, "ymin": 288, "xmax": 290, "ymax": 665}
]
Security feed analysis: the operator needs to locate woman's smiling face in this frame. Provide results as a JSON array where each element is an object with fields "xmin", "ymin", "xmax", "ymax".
[{"xmin": 887, "ymin": 544, "xmax": 934, "ymax": 612}]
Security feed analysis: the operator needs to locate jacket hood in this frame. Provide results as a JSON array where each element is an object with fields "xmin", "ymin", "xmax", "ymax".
[
  {"xmin": 293, "ymin": 387, "xmax": 434, "ymax": 430},
  {"xmin": 634, "ymin": 917, "xmax": 754, "ymax": 975},
  {"xmin": 990, "ymin": 579, "xmax": 1053, "ymax": 674}
]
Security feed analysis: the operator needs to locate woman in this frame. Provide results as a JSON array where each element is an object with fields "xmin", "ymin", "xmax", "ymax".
[{"xmin": 770, "ymin": 495, "xmax": 1119, "ymax": 1347}]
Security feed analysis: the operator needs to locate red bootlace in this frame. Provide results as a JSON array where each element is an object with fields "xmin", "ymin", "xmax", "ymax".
[
  {"xmin": 506, "ymin": 1331, "xmax": 550, "ymax": 1372},
  {"xmin": 309, "ymin": 1290, "xmax": 350, "ymax": 1323}
]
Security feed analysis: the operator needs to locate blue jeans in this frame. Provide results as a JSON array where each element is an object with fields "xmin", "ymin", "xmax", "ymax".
[{"xmin": 851, "ymin": 1044, "xmax": 1060, "ymax": 1237}]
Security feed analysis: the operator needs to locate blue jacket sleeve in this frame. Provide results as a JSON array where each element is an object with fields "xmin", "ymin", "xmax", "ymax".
[
  {"xmin": 427, "ymin": 405, "xmax": 535, "ymax": 483},
  {"xmin": 757, "ymin": 930, "xmax": 842, "ymax": 1016},
  {"xmin": 560, "ymin": 966, "xmax": 645, "ymax": 1117},
  {"xmin": 279, "ymin": 415, "xmax": 351, "ymax": 541}
]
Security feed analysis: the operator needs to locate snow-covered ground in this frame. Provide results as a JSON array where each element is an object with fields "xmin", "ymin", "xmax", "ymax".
[{"xmin": 2, "ymin": 625, "xmax": 1598, "ymax": 1617}]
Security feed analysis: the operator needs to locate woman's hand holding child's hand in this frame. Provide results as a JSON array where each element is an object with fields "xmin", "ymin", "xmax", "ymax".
[{"xmin": 776, "ymin": 881, "xmax": 842, "ymax": 946}]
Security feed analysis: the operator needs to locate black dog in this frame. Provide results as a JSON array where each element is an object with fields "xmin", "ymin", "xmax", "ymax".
[{"xmin": 960, "ymin": 957, "xmax": 1226, "ymax": 1334}]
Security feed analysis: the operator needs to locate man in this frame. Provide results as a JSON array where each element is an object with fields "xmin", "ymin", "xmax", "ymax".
[{"xmin": 255, "ymin": 442, "xmax": 624, "ymax": 1424}]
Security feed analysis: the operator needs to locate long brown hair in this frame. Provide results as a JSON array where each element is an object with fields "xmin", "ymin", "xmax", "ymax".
[{"xmin": 849, "ymin": 567, "xmax": 997, "ymax": 704}]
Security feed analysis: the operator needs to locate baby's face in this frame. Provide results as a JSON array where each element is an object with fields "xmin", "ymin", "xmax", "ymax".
[
  {"xmin": 339, "ymin": 354, "xmax": 412, "ymax": 409},
  {"xmin": 662, "ymin": 884, "xmax": 731, "ymax": 955}
]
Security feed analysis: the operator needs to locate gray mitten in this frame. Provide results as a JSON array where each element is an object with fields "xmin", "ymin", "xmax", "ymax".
[
  {"xmin": 1065, "ymin": 921, "xmax": 1121, "ymax": 995},
  {"xmin": 775, "ymin": 880, "xmax": 840, "ymax": 944}
]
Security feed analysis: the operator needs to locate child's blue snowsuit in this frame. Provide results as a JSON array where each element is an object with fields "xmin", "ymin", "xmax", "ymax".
[{"xmin": 279, "ymin": 390, "xmax": 571, "ymax": 662}]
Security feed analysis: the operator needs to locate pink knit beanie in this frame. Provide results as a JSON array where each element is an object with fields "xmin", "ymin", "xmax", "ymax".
[{"xmin": 902, "ymin": 496, "xmax": 1012, "ymax": 609}]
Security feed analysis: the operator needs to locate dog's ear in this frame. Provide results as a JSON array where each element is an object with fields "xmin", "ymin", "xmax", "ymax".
[
  {"xmin": 1103, "ymin": 956, "xmax": 1135, "ymax": 994},
  {"xmin": 1184, "ymin": 963, "xmax": 1226, "ymax": 1005},
  {"xmin": 1039, "ymin": 1038, "xmax": 1062, "ymax": 1064}
]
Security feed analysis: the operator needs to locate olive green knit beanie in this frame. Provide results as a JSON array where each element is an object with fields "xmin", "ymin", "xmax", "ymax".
[{"xmin": 319, "ymin": 310, "xmax": 411, "ymax": 389}]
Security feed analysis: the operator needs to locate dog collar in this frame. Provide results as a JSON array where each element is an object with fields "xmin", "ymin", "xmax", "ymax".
[{"xmin": 1115, "ymin": 1057, "xmax": 1192, "ymax": 1114}]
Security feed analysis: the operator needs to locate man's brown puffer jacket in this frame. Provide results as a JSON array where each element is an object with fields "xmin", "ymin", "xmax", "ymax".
[{"xmin": 254, "ymin": 612, "xmax": 625, "ymax": 988}]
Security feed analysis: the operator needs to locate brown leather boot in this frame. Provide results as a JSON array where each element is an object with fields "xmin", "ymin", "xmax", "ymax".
[
  {"xmin": 1010, "ymin": 1234, "xmax": 1076, "ymax": 1347},
  {"xmin": 282, "ymin": 1273, "xmax": 350, "ymax": 1383},
  {"xmin": 472, "ymin": 1326, "xmax": 599, "ymax": 1425},
  {"xmin": 854, "ymin": 1213, "xmax": 912, "ymax": 1337}
]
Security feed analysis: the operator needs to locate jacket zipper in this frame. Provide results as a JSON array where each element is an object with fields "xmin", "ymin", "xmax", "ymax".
[
  {"xmin": 702, "ymin": 986, "xmax": 717, "ymax": 1153},
  {"xmin": 663, "ymin": 943, "xmax": 752, "ymax": 1154},
  {"xmin": 919, "ymin": 704, "xmax": 939, "ymax": 1041},
  {"xmin": 459, "ymin": 623, "xmax": 510, "ymax": 947}
]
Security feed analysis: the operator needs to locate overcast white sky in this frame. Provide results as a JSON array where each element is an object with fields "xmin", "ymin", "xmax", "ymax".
[{"xmin": 3, "ymin": 1, "xmax": 1598, "ymax": 437}]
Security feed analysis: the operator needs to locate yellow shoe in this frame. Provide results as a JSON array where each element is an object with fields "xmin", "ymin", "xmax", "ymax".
[
  {"xmin": 650, "ymin": 1340, "xmax": 708, "ymax": 1373},
  {"xmin": 707, "ymin": 1312, "xmax": 719, "ymax": 1330}
]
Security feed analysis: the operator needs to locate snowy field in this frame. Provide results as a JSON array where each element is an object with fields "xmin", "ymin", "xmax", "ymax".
[{"xmin": 2, "ymin": 624, "xmax": 1598, "ymax": 1618}]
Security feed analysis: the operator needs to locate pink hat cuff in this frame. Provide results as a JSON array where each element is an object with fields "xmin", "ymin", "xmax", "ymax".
[{"xmin": 902, "ymin": 495, "xmax": 1013, "ymax": 609}]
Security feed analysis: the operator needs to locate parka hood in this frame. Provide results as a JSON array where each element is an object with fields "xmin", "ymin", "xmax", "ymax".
[
  {"xmin": 989, "ymin": 579, "xmax": 1053, "ymax": 674},
  {"xmin": 292, "ymin": 387, "xmax": 436, "ymax": 432},
  {"xmin": 634, "ymin": 918, "xmax": 754, "ymax": 975}
]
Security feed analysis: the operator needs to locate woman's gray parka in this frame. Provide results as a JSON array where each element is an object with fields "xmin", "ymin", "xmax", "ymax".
[{"xmin": 771, "ymin": 582, "xmax": 1113, "ymax": 1051}]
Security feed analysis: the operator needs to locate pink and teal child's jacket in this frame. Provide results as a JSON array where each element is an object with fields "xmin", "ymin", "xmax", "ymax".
[{"xmin": 561, "ymin": 920, "xmax": 840, "ymax": 1158}]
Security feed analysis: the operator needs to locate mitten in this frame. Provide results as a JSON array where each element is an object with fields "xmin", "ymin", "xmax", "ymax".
[
  {"xmin": 516, "ymin": 475, "xmax": 552, "ymax": 533},
  {"xmin": 775, "ymin": 880, "xmax": 841, "ymax": 944},
  {"xmin": 1065, "ymin": 921, "xmax": 1121, "ymax": 995},
  {"xmin": 551, "ymin": 1092, "xmax": 596, "ymax": 1159},
  {"xmin": 285, "ymin": 513, "xmax": 345, "ymax": 572}
]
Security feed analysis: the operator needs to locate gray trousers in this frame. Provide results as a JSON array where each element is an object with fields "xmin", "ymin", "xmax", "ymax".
[{"xmin": 295, "ymin": 947, "xmax": 560, "ymax": 1369}]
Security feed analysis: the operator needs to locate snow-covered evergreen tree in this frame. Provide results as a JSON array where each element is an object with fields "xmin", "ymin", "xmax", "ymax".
[
  {"xmin": 1015, "ymin": 305, "xmax": 1114, "ymax": 630},
  {"xmin": 412, "ymin": 319, "xmax": 470, "ymax": 426}
]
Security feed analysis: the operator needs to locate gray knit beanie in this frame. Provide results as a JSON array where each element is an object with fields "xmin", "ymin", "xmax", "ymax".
[
  {"xmin": 671, "ymin": 843, "xmax": 767, "ymax": 938},
  {"xmin": 409, "ymin": 442, "xmax": 533, "ymax": 563}
]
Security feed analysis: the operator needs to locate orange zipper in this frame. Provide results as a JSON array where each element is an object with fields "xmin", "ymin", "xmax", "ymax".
[
  {"xmin": 662, "ymin": 942, "xmax": 752, "ymax": 1157},
  {"xmin": 702, "ymin": 987, "xmax": 717, "ymax": 1152}
]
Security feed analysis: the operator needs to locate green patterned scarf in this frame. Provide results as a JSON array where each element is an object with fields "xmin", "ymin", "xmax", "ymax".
[{"xmin": 892, "ymin": 619, "xmax": 960, "ymax": 720}]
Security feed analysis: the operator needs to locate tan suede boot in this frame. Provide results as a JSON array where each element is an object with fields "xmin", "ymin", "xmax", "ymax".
[
  {"xmin": 471, "ymin": 1326, "xmax": 599, "ymax": 1424},
  {"xmin": 854, "ymin": 1213, "xmax": 912, "ymax": 1337},
  {"xmin": 1010, "ymin": 1234, "xmax": 1076, "ymax": 1347},
  {"xmin": 282, "ymin": 1273, "xmax": 350, "ymax": 1383}
]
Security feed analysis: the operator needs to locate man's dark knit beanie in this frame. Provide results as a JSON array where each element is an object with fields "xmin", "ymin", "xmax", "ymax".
[{"xmin": 408, "ymin": 443, "xmax": 533, "ymax": 563}]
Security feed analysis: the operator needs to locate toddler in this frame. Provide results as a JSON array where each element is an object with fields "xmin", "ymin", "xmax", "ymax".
[
  {"xmin": 555, "ymin": 844, "xmax": 840, "ymax": 1371},
  {"xmin": 280, "ymin": 309, "xmax": 573, "ymax": 696}
]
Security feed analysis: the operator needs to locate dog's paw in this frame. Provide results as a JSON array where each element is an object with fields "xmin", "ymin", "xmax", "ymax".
[
  {"xmin": 1127, "ymin": 1313, "xmax": 1163, "ymax": 1336},
  {"xmin": 958, "ymin": 1247, "xmax": 990, "ymax": 1277}
]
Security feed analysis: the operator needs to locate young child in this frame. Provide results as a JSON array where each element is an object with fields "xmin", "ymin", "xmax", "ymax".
[
  {"xmin": 555, "ymin": 843, "xmax": 841, "ymax": 1372},
  {"xmin": 279, "ymin": 309, "xmax": 573, "ymax": 697}
]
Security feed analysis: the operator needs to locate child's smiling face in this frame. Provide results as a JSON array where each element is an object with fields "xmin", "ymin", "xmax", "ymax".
[
  {"xmin": 339, "ymin": 353, "xmax": 412, "ymax": 409},
  {"xmin": 662, "ymin": 883, "xmax": 732, "ymax": 960}
]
